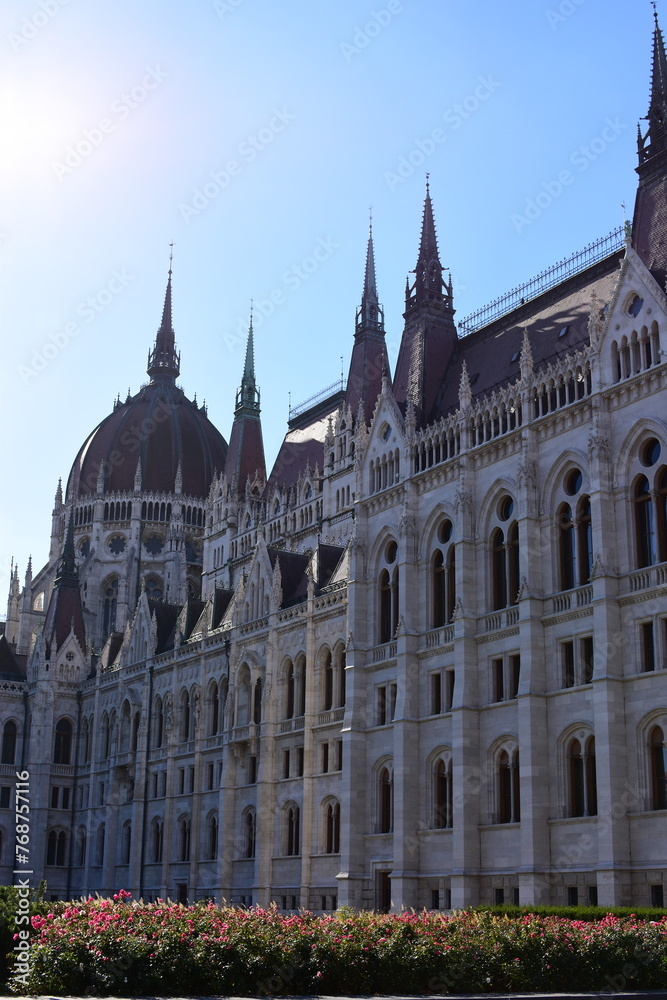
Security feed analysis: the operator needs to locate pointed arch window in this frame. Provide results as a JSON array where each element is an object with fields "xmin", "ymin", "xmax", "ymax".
[
  {"xmin": 378, "ymin": 540, "xmax": 399, "ymax": 642},
  {"xmin": 153, "ymin": 697, "xmax": 164, "ymax": 748},
  {"xmin": 432, "ymin": 519, "xmax": 456, "ymax": 627},
  {"xmin": 180, "ymin": 690, "xmax": 191, "ymax": 742},
  {"xmin": 558, "ymin": 504, "xmax": 576, "ymax": 590},
  {"xmin": 378, "ymin": 767, "xmax": 393, "ymax": 833},
  {"xmin": 650, "ymin": 726, "xmax": 667, "ymax": 810},
  {"xmin": 286, "ymin": 805, "xmax": 300, "ymax": 856},
  {"xmin": 47, "ymin": 830, "xmax": 67, "ymax": 867},
  {"xmin": 325, "ymin": 801, "xmax": 340, "ymax": 854},
  {"xmin": 285, "ymin": 660, "xmax": 295, "ymax": 720},
  {"xmin": 179, "ymin": 818, "xmax": 191, "ymax": 862},
  {"xmin": 122, "ymin": 822, "xmax": 132, "ymax": 865},
  {"xmin": 76, "ymin": 827, "xmax": 86, "ymax": 867},
  {"xmin": 497, "ymin": 748, "xmax": 520, "ymax": 824},
  {"xmin": 96, "ymin": 824, "xmax": 106, "ymax": 866},
  {"xmin": 658, "ymin": 467, "xmax": 667, "ymax": 562},
  {"xmin": 567, "ymin": 736, "xmax": 597, "ymax": 817},
  {"xmin": 1, "ymin": 721, "xmax": 17, "ymax": 765},
  {"xmin": 491, "ymin": 528, "xmax": 506, "ymax": 610},
  {"xmin": 253, "ymin": 678, "xmax": 263, "ymax": 724}
]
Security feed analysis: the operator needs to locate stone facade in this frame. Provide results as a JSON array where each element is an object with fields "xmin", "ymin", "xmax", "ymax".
[{"xmin": 1, "ymin": 19, "xmax": 667, "ymax": 910}]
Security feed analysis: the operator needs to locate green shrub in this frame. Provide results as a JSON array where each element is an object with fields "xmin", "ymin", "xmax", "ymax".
[
  {"xmin": 473, "ymin": 903, "xmax": 667, "ymax": 921},
  {"xmin": 0, "ymin": 882, "xmax": 48, "ymax": 988},
  {"xmin": 11, "ymin": 895, "xmax": 667, "ymax": 996}
]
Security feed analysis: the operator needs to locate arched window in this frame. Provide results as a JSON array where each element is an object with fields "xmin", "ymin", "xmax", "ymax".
[
  {"xmin": 153, "ymin": 697, "xmax": 164, "ymax": 748},
  {"xmin": 433, "ymin": 757, "xmax": 453, "ymax": 829},
  {"xmin": 46, "ymin": 830, "xmax": 67, "ymax": 867},
  {"xmin": 432, "ymin": 520, "xmax": 456, "ymax": 627},
  {"xmin": 244, "ymin": 810, "xmax": 256, "ymax": 859},
  {"xmin": 152, "ymin": 819, "xmax": 163, "ymax": 863},
  {"xmin": 1, "ymin": 721, "xmax": 17, "ymax": 765},
  {"xmin": 323, "ymin": 651, "xmax": 333, "ymax": 711},
  {"xmin": 325, "ymin": 801, "xmax": 340, "ymax": 854},
  {"xmin": 208, "ymin": 815, "xmax": 218, "ymax": 860},
  {"xmin": 650, "ymin": 726, "xmax": 667, "ymax": 810},
  {"xmin": 497, "ymin": 748, "xmax": 520, "ymax": 823},
  {"xmin": 634, "ymin": 475, "xmax": 656, "ymax": 568},
  {"xmin": 102, "ymin": 577, "xmax": 119, "ymax": 639},
  {"xmin": 378, "ymin": 540, "xmax": 400, "ymax": 643},
  {"xmin": 76, "ymin": 827, "xmax": 86, "ymax": 867},
  {"xmin": 119, "ymin": 702, "xmax": 131, "ymax": 753},
  {"xmin": 80, "ymin": 717, "xmax": 90, "ymax": 764},
  {"xmin": 507, "ymin": 523, "xmax": 519, "ymax": 606},
  {"xmin": 144, "ymin": 576, "xmax": 163, "ymax": 600},
  {"xmin": 179, "ymin": 818, "xmax": 191, "ymax": 862},
  {"xmin": 295, "ymin": 656, "xmax": 306, "ymax": 716},
  {"xmin": 236, "ymin": 666, "xmax": 251, "ymax": 726},
  {"xmin": 286, "ymin": 805, "xmax": 300, "ymax": 856},
  {"xmin": 54, "ymin": 718, "xmax": 72, "ymax": 764},
  {"xmin": 180, "ymin": 690, "xmax": 191, "ymax": 742},
  {"xmin": 285, "ymin": 660, "xmax": 295, "ymax": 719},
  {"xmin": 338, "ymin": 649, "xmax": 347, "ymax": 707},
  {"xmin": 100, "ymin": 713, "xmax": 110, "ymax": 760},
  {"xmin": 378, "ymin": 767, "xmax": 393, "ymax": 833}
]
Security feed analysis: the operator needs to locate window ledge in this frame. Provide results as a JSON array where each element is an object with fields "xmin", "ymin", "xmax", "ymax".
[{"xmin": 547, "ymin": 815, "xmax": 598, "ymax": 826}]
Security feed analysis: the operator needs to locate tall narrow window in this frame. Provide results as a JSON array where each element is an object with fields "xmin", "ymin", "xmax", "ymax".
[
  {"xmin": 244, "ymin": 810, "xmax": 255, "ymax": 858},
  {"xmin": 580, "ymin": 636, "xmax": 594, "ymax": 684},
  {"xmin": 253, "ymin": 678, "xmax": 262, "ymax": 724},
  {"xmin": 285, "ymin": 661, "xmax": 295, "ymax": 719},
  {"xmin": 507, "ymin": 523, "xmax": 520, "ymax": 605},
  {"xmin": 208, "ymin": 816, "xmax": 218, "ymax": 860},
  {"xmin": 433, "ymin": 550, "xmax": 445, "ymax": 627},
  {"xmin": 326, "ymin": 801, "xmax": 340, "ymax": 853},
  {"xmin": 1, "ymin": 721, "xmax": 17, "ymax": 765},
  {"xmin": 323, "ymin": 652, "xmax": 333, "ymax": 711},
  {"xmin": 54, "ymin": 719, "xmax": 72, "ymax": 765},
  {"xmin": 180, "ymin": 819, "xmax": 190, "ymax": 862},
  {"xmin": 577, "ymin": 497, "xmax": 593, "ymax": 584},
  {"xmin": 379, "ymin": 540, "xmax": 399, "ymax": 642},
  {"xmin": 569, "ymin": 739, "xmax": 585, "ymax": 816},
  {"xmin": 491, "ymin": 528, "xmax": 506, "ymax": 610},
  {"xmin": 559, "ymin": 504, "xmax": 576, "ymax": 590},
  {"xmin": 338, "ymin": 650, "xmax": 346, "ymax": 707},
  {"xmin": 286, "ymin": 806, "xmax": 300, "ymax": 855},
  {"xmin": 657, "ymin": 468, "xmax": 667, "ymax": 562},
  {"xmin": 210, "ymin": 684, "xmax": 219, "ymax": 735},
  {"xmin": 562, "ymin": 641, "xmax": 575, "ymax": 688},
  {"xmin": 651, "ymin": 726, "xmax": 667, "ymax": 810},
  {"xmin": 153, "ymin": 820, "xmax": 163, "ymax": 863},
  {"xmin": 379, "ymin": 767, "xmax": 393, "ymax": 833},
  {"xmin": 434, "ymin": 758, "xmax": 452, "ymax": 829},
  {"xmin": 498, "ymin": 751, "xmax": 511, "ymax": 823},
  {"xmin": 634, "ymin": 475, "xmax": 656, "ymax": 568},
  {"xmin": 379, "ymin": 570, "xmax": 392, "ymax": 642}
]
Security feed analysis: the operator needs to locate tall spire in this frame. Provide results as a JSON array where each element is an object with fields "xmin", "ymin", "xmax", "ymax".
[
  {"xmin": 43, "ymin": 512, "xmax": 86, "ymax": 655},
  {"xmin": 405, "ymin": 175, "xmax": 453, "ymax": 311},
  {"xmin": 346, "ymin": 216, "xmax": 390, "ymax": 425},
  {"xmin": 225, "ymin": 309, "xmax": 266, "ymax": 495},
  {"xmin": 56, "ymin": 514, "xmax": 77, "ymax": 586},
  {"xmin": 147, "ymin": 244, "xmax": 181, "ymax": 383},
  {"xmin": 236, "ymin": 308, "xmax": 260, "ymax": 413},
  {"xmin": 632, "ymin": 10, "xmax": 667, "ymax": 287},
  {"xmin": 639, "ymin": 6, "xmax": 667, "ymax": 163},
  {"xmin": 356, "ymin": 215, "xmax": 384, "ymax": 333}
]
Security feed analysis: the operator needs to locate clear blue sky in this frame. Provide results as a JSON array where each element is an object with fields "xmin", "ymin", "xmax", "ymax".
[{"xmin": 0, "ymin": 0, "xmax": 653, "ymax": 601}]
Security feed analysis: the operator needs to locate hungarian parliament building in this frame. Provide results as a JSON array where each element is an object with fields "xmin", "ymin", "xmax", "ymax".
[{"xmin": 2, "ymin": 19, "xmax": 667, "ymax": 911}]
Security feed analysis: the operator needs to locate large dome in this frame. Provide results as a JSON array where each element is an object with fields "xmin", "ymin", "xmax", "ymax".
[
  {"xmin": 66, "ymin": 265, "xmax": 227, "ymax": 500},
  {"xmin": 67, "ymin": 381, "xmax": 228, "ymax": 499}
]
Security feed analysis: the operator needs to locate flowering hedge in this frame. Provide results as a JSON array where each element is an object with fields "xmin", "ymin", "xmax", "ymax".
[{"xmin": 11, "ymin": 893, "xmax": 667, "ymax": 996}]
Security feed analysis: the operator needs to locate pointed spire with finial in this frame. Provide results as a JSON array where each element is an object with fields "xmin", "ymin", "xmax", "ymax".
[
  {"xmin": 56, "ymin": 514, "xmax": 77, "ymax": 586},
  {"xmin": 356, "ymin": 211, "xmax": 384, "ymax": 333},
  {"xmin": 406, "ymin": 175, "xmax": 452, "ymax": 310},
  {"xmin": 236, "ymin": 306, "xmax": 260, "ymax": 413},
  {"xmin": 54, "ymin": 478, "xmax": 63, "ymax": 509},
  {"xmin": 639, "ymin": 3, "xmax": 667, "ymax": 163},
  {"xmin": 147, "ymin": 243, "xmax": 181, "ymax": 383}
]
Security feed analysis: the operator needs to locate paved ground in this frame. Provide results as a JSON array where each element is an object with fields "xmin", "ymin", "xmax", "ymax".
[{"xmin": 5, "ymin": 993, "xmax": 667, "ymax": 999}]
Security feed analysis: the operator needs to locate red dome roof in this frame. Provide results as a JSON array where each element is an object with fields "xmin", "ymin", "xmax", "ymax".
[{"xmin": 67, "ymin": 382, "xmax": 228, "ymax": 499}]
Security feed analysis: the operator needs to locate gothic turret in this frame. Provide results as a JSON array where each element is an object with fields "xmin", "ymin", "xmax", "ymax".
[
  {"xmin": 224, "ymin": 312, "xmax": 266, "ymax": 495},
  {"xmin": 147, "ymin": 248, "xmax": 181, "ymax": 383},
  {"xmin": 632, "ymin": 10, "xmax": 667, "ymax": 286},
  {"xmin": 345, "ymin": 220, "xmax": 390, "ymax": 426},
  {"xmin": 42, "ymin": 515, "xmax": 86, "ymax": 656},
  {"xmin": 393, "ymin": 179, "xmax": 458, "ymax": 424}
]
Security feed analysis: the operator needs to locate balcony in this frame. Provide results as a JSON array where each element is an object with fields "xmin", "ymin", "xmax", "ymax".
[{"xmin": 550, "ymin": 585, "xmax": 593, "ymax": 615}]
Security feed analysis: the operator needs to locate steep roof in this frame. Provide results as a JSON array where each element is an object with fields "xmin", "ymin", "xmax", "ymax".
[
  {"xmin": 431, "ymin": 250, "xmax": 622, "ymax": 420},
  {"xmin": 0, "ymin": 635, "xmax": 26, "ymax": 680}
]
